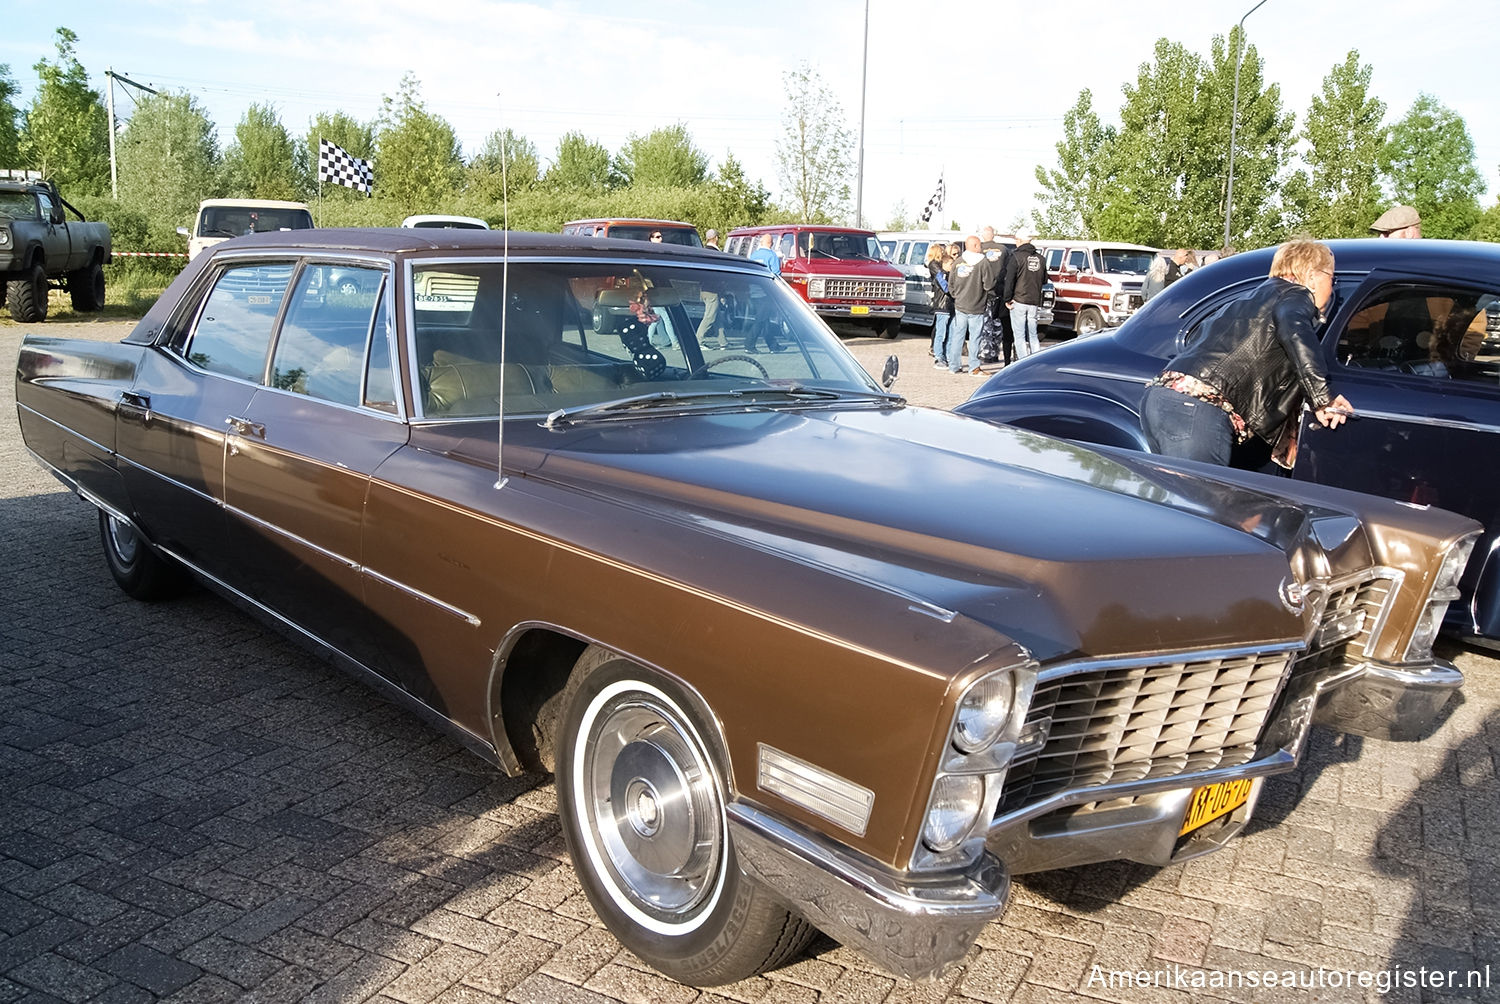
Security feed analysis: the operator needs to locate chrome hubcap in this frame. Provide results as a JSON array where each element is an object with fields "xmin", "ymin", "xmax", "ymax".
[
  {"xmin": 581, "ymin": 694, "xmax": 723, "ymax": 924},
  {"xmin": 107, "ymin": 515, "xmax": 138, "ymax": 564}
]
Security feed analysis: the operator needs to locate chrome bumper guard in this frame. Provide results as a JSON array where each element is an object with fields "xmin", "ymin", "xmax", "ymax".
[
  {"xmin": 1311, "ymin": 659, "xmax": 1463, "ymax": 741},
  {"xmin": 728, "ymin": 802, "xmax": 1007, "ymax": 981}
]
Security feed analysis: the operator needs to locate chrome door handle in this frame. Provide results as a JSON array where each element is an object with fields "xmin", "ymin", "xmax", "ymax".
[
  {"xmin": 224, "ymin": 416, "xmax": 266, "ymax": 439},
  {"xmin": 119, "ymin": 390, "xmax": 151, "ymax": 422}
]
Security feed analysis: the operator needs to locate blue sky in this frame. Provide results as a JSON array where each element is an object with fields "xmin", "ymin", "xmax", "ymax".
[{"xmin": 6, "ymin": 0, "xmax": 1498, "ymax": 233}]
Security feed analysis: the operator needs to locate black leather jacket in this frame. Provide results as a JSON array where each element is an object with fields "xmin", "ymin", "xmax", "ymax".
[{"xmin": 1168, "ymin": 277, "xmax": 1333, "ymax": 441}]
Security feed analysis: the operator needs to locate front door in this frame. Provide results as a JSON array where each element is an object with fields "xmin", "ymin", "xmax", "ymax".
[{"xmin": 1296, "ymin": 272, "xmax": 1500, "ymax": 636}]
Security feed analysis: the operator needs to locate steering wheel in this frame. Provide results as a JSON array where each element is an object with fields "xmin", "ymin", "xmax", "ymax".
[{"xmin": 697, "ymin": 354, "xmax": 770, "ymax": 378}]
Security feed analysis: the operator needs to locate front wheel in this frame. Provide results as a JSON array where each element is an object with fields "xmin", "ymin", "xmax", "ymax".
[
  {"xmin": 99, "ymin": 510, "xmax": 184, "ymax": 600},
  {"xmin": 876, "ymin": 316, "xmax": 901, "ymax": 339},
  {"xmin": 7, "ymin": 262, "xmax": 48, "ymax": 322},
  {"xmin": 1075, "ymin": 306, "xmax": 1104, "ymax": 336},
  {"xmin": 556, "ymin": 647, "xmax": 815, "ymax": 986}
]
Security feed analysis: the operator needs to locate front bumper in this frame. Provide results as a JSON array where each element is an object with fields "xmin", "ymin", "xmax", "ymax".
[
  {"xmin": 1311, "ymin": 658, "xmax": 1462, "ymax": 741},
  {"xmin": 812, "ymin": 303, "xmax": 904, "ymax": 321},
  {"xmin": 729, "ymin": 802, "xmax": 1007, "ymax": 981}
]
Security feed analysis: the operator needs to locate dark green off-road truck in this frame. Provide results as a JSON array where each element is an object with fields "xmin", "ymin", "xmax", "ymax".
[{"xmin": 0, "ymin": 178, "xmax": 112, "ymax": 322}]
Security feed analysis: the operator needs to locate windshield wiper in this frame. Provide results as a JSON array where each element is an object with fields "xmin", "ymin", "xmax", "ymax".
[{"xmin": 542, "ymin": 386, "xmax": 902, "ymax": 428}]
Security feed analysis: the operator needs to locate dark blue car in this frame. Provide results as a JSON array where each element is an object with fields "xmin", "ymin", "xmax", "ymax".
[{"xmin": 956, "ymin": 238, "xmax": 1500, "ymax": 645}]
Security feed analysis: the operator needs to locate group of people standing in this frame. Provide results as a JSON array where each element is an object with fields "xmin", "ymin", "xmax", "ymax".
[{"xmin": 926, "ymin": 226, "xmax": 1050, "ymax": 376}]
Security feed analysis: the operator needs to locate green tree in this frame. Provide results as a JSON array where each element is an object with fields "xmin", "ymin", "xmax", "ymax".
[
  {"xmin": 222, "ymin": 103, "xmax": 305, "ymax": 199},
  {"xmin": 306, "ymin": 111, "xmax": 374, "ymax": 201},
  {"xmin": 1282, "ymin": 51, "xmax": 1386, "ymax": 238},
  {"xmin": 0, "ymin": 64, "xmax": 21, "ymax": 170},
  {"xmin": 373, "ymin": 73, "xmax": 463, "ymax": 210},
  {"xmin": 1379, "ymin": 93, "xmax": 1485, "ymax": 240},
  {"xmin": 702, "ymin": 151, "xmax": 772, "ymax": 233},
  {"xmin": 776, "ymin": 61, "xmax": 853, "ymax": 223},
  {"xmin": 614, "ymin": 123, "xmax": 708, "ymax": 188},
  {"xmin": 1200, "ymin": 28, "xmax": 1294, "ymax": 247},
  {"xmin": 21, "ymin": 28, "xmax": 109, "ymax": 194},
  {"xmin": 1033, "ymin": 89, "xmax": 1115, "ymax": 238},
  {"xmin": 116, "ymin": 90, "xmax": 219, "ymax": 224},
  {"xmin": 1093, "ymin": 32, "xmax": 1291, "ymax": 247},
  {"xmin": 465, "ymin": 128, "xmax": 539, "ymax": 201},
  {"xmin": 543, "ymin": 131, "xmax": 614, "ymax": 191}
]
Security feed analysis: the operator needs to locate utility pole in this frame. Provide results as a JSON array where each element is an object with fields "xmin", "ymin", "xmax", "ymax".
[
  {"xmin": 104, "ymin": 69, "xmax": 159, "ymax": 199},
  {"xmin": 1224, "ymin": 0, "xmax": 1269, "ymax": 249},
  {"xmin": 854, "ymin": 0, "xmax": 868, "ymax": 228}
]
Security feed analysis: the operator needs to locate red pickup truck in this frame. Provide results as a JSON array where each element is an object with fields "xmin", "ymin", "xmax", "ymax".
[{"xmin": 726, "ymin": 225, "xmax": 905, "ymax": 337}]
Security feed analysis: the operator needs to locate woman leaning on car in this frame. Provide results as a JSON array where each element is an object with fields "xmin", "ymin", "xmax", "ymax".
[{"xmin": 1139, "ymin": 239, "xmax": 1354, "ymax": 469}]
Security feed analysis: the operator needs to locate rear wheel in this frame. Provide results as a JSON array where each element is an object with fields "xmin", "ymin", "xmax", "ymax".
[
  {"xmin": 1075, "ymin": 306, "xmax": 1104, "ymax": 336},
  {"xmin": 7, "ymin": 262, "xmax": 48, "ymax": 322},
  {"xmin": 69, "ymin": 260, "xmax": 106, "ymax": 312},
  {"xmin": 99, "ymin": 511, "xmax": 184, "ymax": 600},
  {"xmin": 556, "ymin": 646, "xmax": 815, "ymax": 985},
  {"xmin": 876, "ymin": 316, "xmax": 901, "ymax": 339}
]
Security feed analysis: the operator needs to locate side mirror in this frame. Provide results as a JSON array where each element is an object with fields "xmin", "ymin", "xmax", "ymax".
[
  {"xmin": 49, "ymin": 206, "xmax": 64, "ymax": 225},
  {"xmin": 881, "ymin": 354, "xmax": 899, "ymax": 389},
  {"xmin": 176, "ymin": 226, "xmax": 190, "ymax": 237}
]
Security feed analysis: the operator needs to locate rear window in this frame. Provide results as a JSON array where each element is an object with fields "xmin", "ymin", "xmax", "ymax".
[{"xmin": 605, "ymin": 225, "xmax": 703, "ymax": 247}]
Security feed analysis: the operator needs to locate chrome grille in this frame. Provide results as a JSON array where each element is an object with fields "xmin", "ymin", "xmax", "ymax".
[
  {"xmin": 1292, "ymin": 573, "xmax": 1397, "ymax": 679},
  {"xmin": 999, "ymin": 649, "xmax": 1294, "ymax": 815},
  {"xmin": 815, "ymin": 278, "xmax": 902, "ymax": 300}
]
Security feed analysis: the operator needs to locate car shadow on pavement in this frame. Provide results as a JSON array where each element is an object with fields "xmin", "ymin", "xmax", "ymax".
[{"xmin": 0, "ymin": 489, "xmax": 612, "ymax": 1001}]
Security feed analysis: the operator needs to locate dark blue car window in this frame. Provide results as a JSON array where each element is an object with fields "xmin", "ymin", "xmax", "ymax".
[{"xmin": 1337, "ymin": 283, "xmax": 1500, "ymax": 384}]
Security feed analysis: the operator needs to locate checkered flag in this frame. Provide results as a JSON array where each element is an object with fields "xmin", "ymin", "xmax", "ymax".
[
  {"xmin": 918, "ymin": 173, "xmax": 944, "ymax": 226},
  {"xmin": 318, "ymin": 138, "xmax": 374, "ymax": 196}
]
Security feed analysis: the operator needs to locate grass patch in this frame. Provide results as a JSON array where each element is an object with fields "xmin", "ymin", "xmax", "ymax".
[{"xmin": 0, "ymin": 268, "xmax": 166, "ymax": 326}]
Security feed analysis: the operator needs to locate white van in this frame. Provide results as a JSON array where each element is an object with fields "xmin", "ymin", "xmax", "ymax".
[{"xmin": 178, "ymin": 199, "xmax": 314, "ymax": 260}]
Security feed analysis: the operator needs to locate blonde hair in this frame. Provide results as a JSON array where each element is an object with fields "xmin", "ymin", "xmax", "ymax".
[
  {"xmin": 1269, "ymin": 239, "xmax": 1334, "ymax": 283},
  {"xmin": 924, "ymin": 243, "xmax": 946, "ymax": 265}
]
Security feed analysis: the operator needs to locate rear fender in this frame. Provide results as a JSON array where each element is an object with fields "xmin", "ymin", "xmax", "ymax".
[{"xmin": 959, "ymin": 391, "xmax": 1148, "ymax": 452}]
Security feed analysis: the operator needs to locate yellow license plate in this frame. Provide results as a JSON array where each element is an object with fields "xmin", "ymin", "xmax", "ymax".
[
  {"xmin": 849, "ymin": 305, "xmax": 870, "ymax": 315},
  {"xmin": 1179, "ymin": 778, "xmax": 1256, "ymax": 836}
]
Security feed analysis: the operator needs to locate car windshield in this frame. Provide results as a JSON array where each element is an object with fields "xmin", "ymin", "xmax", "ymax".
[
  {"xmin": 1095, "ymin": 249, "xmax": 1156, "ymax": 274},
  {"xmin": 605, "ymin": 225, "xmax": 703, "ymax": 247},
  {"xmin": 410, "ymin": 261, "xmax": 883, "ymax": 420},
  {"xmin": 0, "ymin": 191, "xmax": 37, "ymax": 219},
  {"xmin": 199, "ymin": 206, "xmax": 314, "ymax": 237},
  {"xmin": 797, "ymin": 232, "xmax": 884, "ymax": 261}
]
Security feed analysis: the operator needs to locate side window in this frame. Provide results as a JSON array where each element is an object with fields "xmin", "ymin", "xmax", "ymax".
[
  {"xmin": 878, "ymin": 240, "xmax": 896, "ymax": 261},
  {"xmin": 269, "ymin": 263, "xmax": 384, "ymax": 406},
  {"xmin": 183, "ymin": 261, "xmax": 296, "ymax": 381},
  {"xmin": 777, "ymin": 233, "xmax": 795, "ymax": 259},
  {"xmin": 1337, "ymin": 284, "xmax": 1500, "ymax": 384},
  {"xmin": 906, "ymin": 242, "xmax": 929, "ymax": 265},
  {"xmin": 1046, "ymin": 248, "xmax": 1064, "ymax": 270},
  {"xmin": 35, "ymin": 191, "xmax": 55, "ymax": 222},
  {"xmin": 1067, "ymin": 250, "xmax": 1089, "ymax": 272}
]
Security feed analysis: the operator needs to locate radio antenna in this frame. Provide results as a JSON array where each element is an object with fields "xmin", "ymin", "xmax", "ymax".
[{"xmin": 494, "ymin": 99, "xmax": 511, "ymax": 491}]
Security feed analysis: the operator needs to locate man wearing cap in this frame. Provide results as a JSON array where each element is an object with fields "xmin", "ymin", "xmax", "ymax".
[
  {"xmin": 1370, "ymin": 205, "xmax": 1422, "ymax": 239},
  {"xmin": 704, "ymin": 228, "xmax": 720, "ymax": 249}
]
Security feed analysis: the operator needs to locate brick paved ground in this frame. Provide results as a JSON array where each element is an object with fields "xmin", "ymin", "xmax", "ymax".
[{"xmin": 3, "ymin": 319, "xmax": 1498, "ymax": 1003}]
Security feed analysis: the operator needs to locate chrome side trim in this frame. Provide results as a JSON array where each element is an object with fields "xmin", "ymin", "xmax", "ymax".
[
  {"xmin": 22, "ymin": 446, "xmax": 129, "ymax": 524},
  {"xmin": 1054, "ymin": 366, "xmax": 1148, "ymax": 386},
  {"xmin": 223, "ymin": 505, "xmax": 360, "ymax": 572},
  {"xmin": 1332, "ymin": 408, "xmax": 1498, "ymax": 435},
  {"xmin": 1032, "ymin": 639, "xmax": 1304, "ymax": 686},
  {"xmin": 16, "ymin": 403, "xmax": 115, "ymax": 457},
  {"xmin": 728, "ymin": 802, "xmax": 1007, "ymax": 981},
  {"xmin": 362, "ymin": 565, "xmax": 482, "ymax": 627}
]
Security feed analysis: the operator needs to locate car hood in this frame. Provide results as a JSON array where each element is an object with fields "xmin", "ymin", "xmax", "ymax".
[{"xmin": 454, "ymin": 406, "xmax": 1358, "ymax": 663}]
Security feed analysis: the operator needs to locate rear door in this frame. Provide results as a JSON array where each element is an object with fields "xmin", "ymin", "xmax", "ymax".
[
  {"xmin": 117, "ymin": 258, "xmax": 293, "ymax": 576},
  {"xmin": 1295, "ymin": 268, "xmax": 1500, "ymax": 634}
]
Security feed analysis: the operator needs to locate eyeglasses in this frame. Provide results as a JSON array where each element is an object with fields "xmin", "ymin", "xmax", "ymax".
[{"xmin": 650, "ymin": 233, "xmax": 663, "ymax": 239}]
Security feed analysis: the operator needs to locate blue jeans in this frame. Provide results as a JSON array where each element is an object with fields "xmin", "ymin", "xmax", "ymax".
[
  {"xmin": 931, "ymin": 311, "xmax": 954, "ymax": 364},
  {"xmin": 1139, "ymin": 385, "xmax": 1234, "ymax": 466},
  {"xmin": 1010, "ymin": 303, "xmax": 1041, "ymax": 357},
  {"xmin": 953, "ymin": 311, "xmax": 985, "ymax": 372}
]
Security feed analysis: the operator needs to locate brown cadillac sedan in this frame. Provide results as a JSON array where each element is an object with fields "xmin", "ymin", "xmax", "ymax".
[{"xmin": 15, "ymin": 229, "xmax": 1481, "ymax": 986}]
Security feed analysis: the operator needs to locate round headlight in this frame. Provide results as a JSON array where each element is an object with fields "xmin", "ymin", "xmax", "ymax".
[
  {"xmin": 0, "ymin": 229, "xmax": 11, "ymax": 247},
  {"xmin": 922, "ymin": 774, "xmax": 984, "ymax": 852},
  {"xmin": 953, "ymin": 675, "xmax": 1014, "ymax": 753}
]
